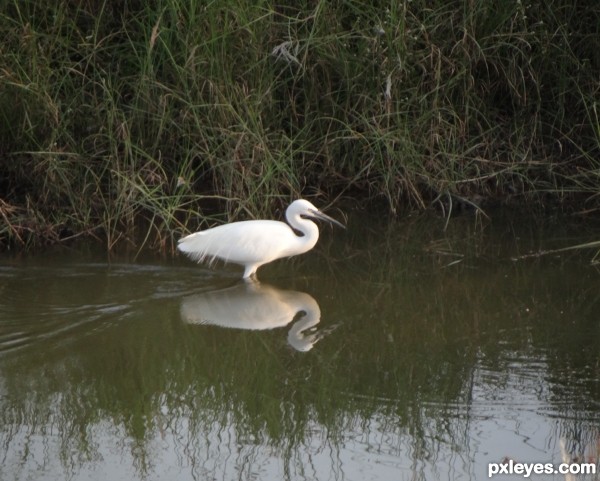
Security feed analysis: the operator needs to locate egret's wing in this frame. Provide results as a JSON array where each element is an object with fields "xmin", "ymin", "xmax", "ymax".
[{"xmin": 178, "ymin": 220, "xmax": 295, "ymax": 266}]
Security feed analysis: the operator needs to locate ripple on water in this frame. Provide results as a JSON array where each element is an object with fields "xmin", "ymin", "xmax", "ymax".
[
  {"xmin": 0, "ymin": 263, "xmax": 191, "ymax": 356},
  {"xmin": 0, "ymin": 301, "xmax": 131, "ymax": 355}
]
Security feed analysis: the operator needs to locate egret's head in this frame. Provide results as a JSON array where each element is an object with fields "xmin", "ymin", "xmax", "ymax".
[{"xmin": 287, "ymin": 199, "xmax": 345, "ymax": 228}]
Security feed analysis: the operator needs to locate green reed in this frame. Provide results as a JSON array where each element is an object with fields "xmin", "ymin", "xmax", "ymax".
[{"xmin": 1, "ymin": 0, "xmax": 598, "ymax": 249}]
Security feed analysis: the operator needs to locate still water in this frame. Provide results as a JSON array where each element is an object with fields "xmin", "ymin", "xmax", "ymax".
[{"xmin": 0, "ymin": 210, "xmax": 598, "ymax": 481}]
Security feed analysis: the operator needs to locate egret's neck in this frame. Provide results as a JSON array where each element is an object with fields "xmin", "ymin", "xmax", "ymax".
[{"xmin": 287, "ymin": 216, "xmax": 320, "ymax": 255}]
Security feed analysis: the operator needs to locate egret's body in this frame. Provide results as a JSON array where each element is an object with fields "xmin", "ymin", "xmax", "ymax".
[{"xmin": 178, "ymin": 199, "xmax": 343, "ymax": 279}]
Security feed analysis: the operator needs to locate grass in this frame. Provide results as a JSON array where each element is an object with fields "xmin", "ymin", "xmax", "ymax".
[{"xmin": 0, "ymin": 0, "xmax": 599, "ymax": 250}]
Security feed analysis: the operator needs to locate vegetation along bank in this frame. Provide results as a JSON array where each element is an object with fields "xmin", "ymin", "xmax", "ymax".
[{"xmin": 1, "ymin": 1, "xmax": 598, "ymax": 249}]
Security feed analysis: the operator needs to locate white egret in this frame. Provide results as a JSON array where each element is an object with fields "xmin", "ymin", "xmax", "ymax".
[{"xmin": 177, "ymin": 199, "xmax": 344, "ymax": 279}]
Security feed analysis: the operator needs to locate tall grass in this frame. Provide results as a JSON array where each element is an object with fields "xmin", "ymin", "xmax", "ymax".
[{"xmin": 1, "ymin": 0, "xmax": 598, "ymax": 249}]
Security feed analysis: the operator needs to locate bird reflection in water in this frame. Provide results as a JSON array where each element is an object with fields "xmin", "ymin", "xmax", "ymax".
[{"xmin": 180, "ymin": 282, "xmax": 335, "ymax": 352}]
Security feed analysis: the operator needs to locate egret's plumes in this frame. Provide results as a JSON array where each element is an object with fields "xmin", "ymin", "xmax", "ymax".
[{"xmin": 177, "ymin": 199, "xmax": 344, "ymax": 279}]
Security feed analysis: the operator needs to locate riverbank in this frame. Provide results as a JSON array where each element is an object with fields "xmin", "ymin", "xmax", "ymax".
[{"xmin": 1, "ymin": 1, "xmax": 598, "ymax": 250}]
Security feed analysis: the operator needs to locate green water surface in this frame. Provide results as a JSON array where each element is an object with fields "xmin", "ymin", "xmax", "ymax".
[{"xmin": 0, "ymin": 210, "xmax": 598, "ymax": 480}]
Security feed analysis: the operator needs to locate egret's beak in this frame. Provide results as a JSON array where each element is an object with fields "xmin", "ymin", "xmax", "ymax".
[{"xmin": 307, "ymin": 209, "xmax": 345, "ymax": 229}]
